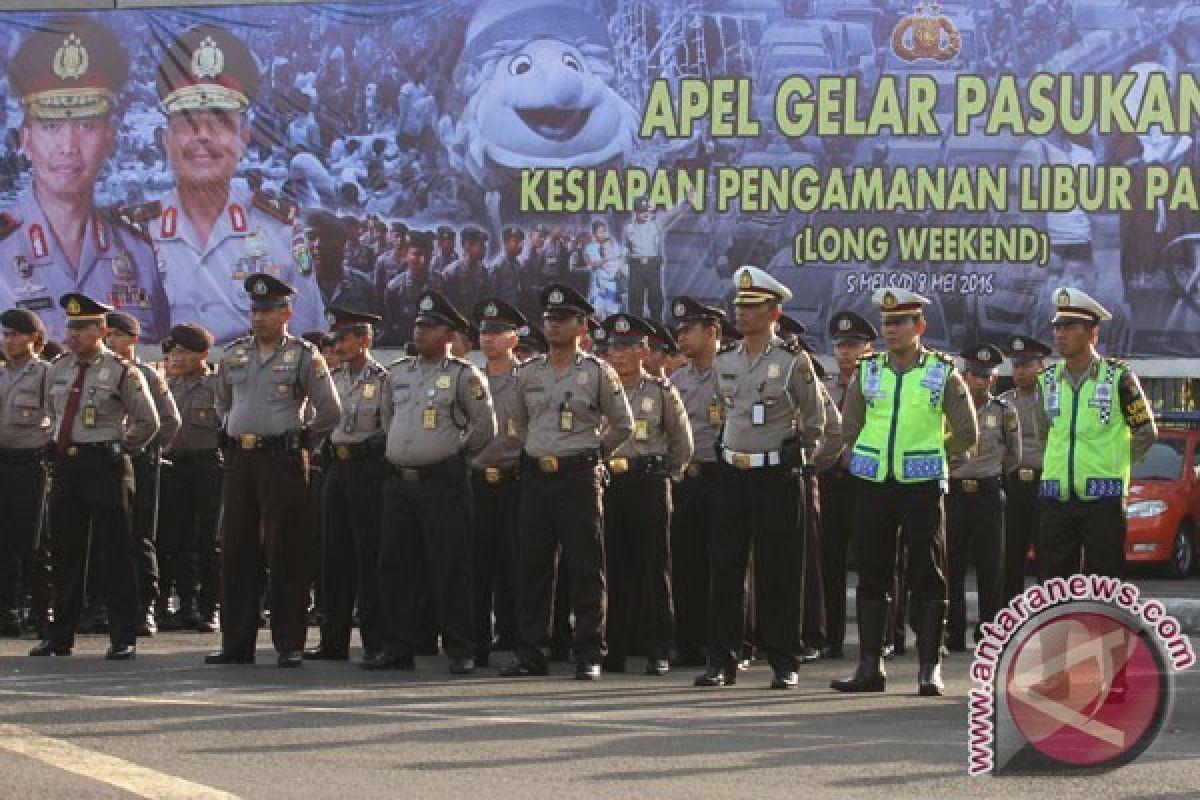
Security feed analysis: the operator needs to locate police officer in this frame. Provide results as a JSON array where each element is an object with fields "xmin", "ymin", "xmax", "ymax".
[
  {"xmin": 623, "ymin": 193, "xmax": 693, "ymax": 320},
  {"xmin": 643, "ymin": 318, "xmax": 679, "ymax": 379},
  {"xmin": 601, "ymin": 313, "xmax": 693, "ymax": 675},
  {"xmin": 501, "ymin": 284, "xmax": 634, "ymax": 681},
  {"xmin": 1, "ymin": 16, "xmax": 168, "ymax": 344},
  {"xmin": 1035, "ymin": 289, "xmax": 1157, "ymax": 579},
  {"xmin": 998, "ymin": 335, "xmax": 1051, "ymax": 607},
  {"xmin": 514, "ymin": 324, "xmax": 548, "ymax": 361},
  {"xmin": 946, "ymin": 343, "xmax": 1020, "ymax": 651},
  {"xmin": 488, "ymin": 226, "xmax": 526, "ymax": 307},
  {"xmin": 818, "ymin": 310, "xmax": 876, "ymax": 659},
  {"xmin": 206, "ymin": 274, "xmax": 341, "ymax": 668},
  {"xmin": 31, "ymin": 293, "xmax": 160, "ymax": 659},
  {"xmin": 431, "ymin": 226, "xmax": 459, "ymax": 274},
  {"xmin": 442, "ymin": 228, "xmax": 491, "ymax": 322},
  {"xmin": 832, "ymin": 288, "xmax": 978, "ymax": 696},
  {"xmin": 383, "ymin": 230, "xmax": 445, "ymax": 346},
  {"xmin": 366, "ymin": 290, "xmax": 496, "ymax": 674},
  {"xmin": 469, "ymin": 297, "xmax": 527, "ymax": 664},
  {"xmin": 306, "ymin": 307, "xmax": 389, "ymax": 662},
  {"xmin": 696, "ymin": 267, "xmax": 825, "ymax": 690},
  {"xmin": 306, "ymin": 211, "xmax": 378, "ymax": 316},
  {"xmin": 160, "ymin": 323, "xmax": 222, "ymax": 633},
  {"xmin": 146, "ymin": 25, "xmax": 324, "ymax": 345},
  {"xmin": 0, "ymin": 309, "xmax": 53, "ymax": 637},
  {"xmin": 105, "ymin": 312, "xmax": 181, "ymax": 636},
  {"xmin": 668, "ymin": 297, "xmax": 727, "ymax": 667}
]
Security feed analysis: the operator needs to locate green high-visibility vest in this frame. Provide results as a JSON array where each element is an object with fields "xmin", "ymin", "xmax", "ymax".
[
  {"xmin": 1039, "ymin": 359, "xmax": 1131, "ymax": 501},
  {"xmin": 848, "ymin": 350, "xmax": 952, "ymax": 483}
]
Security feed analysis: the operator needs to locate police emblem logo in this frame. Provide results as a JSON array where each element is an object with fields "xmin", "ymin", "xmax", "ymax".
[
  {"xmin": 882, "ymin": 291, "xmax": 898, "ymax": 309},
  {"xmin": 435, "ymin": 374, "xmax": 451, "ymax": 389},
  {"xmin": 53, "ymin": 34, "xmax": 89, "ymax": 81},
  {"xmin": 737, "ymin": 270, "xmax": 753, "ymax": 289},
  {"xmin": 485, "ymin": 302, "xmax": 498, "ymax": 318},
  {"xmin": 673, "ymin": 301, "xmax": 687, "ymax": 318},
  {"xmin": 252, "ymin": 278, "xmax": 268, "ymax": 296},
  {"xmin": 325, "ymin": 310, "xmax": 337, "ymax": 326},
  {"xmin": 111, "ymin": 254, "xmax": 134, "ymax": 281},
  {"xmin": 1056, "ymin": 289, "xmax": 1072, "ymax": 308},
  {"xmin": 838, "ymin": 317, "xmax": 852, "ymax": 331},
  {"xmin": 548, "ymin": 289, "xmax": 564, "ymax": 305},
  {"xmin": 641, "ymin": 396, "xmax": 654, "ymax": 413},
  {"xmin": 1013, "ymin": 338, "xmax": 1025, "ymax": 351},
  {"xmin": 517, "ymin": 325, "xmax": 530, "ymax": 337},
  {"xmin": 191, "ymin": 36, "xmax": 225, "ymax": 79},
  {"xmin": 614, "ymin": 316, "xmax": 630, "ymax": 333},
  {"xmin": 66, "ymin": 298, "xmax": 81, "ymax": 315},
  {"xmin": 977, "ymin": 348, "xmax": 990, "ymax": 362},
  {"xmin": 419, "ymin": 295, "xmax": 434, "ymax": 311}
]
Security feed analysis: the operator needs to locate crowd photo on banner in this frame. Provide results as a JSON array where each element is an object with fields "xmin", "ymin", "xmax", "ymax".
[{"xmin": 0, "ymin": 0, "xmax": 1189, "ymax": 694}]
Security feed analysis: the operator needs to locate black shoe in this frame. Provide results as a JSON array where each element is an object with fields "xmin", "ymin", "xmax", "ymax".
[
  {"xmin": 893, "ymin": 635, "xmax": 907, "ymax": 656},
  {"xmin": 448, "ymin": 657, "xmax": 475, "ymax": 675},
  {"xmin": 303, "ymin": 645, "xmax": 349, "ymax": 661},
  {"xmin": 498, "ymin": 660, "xmax": 549, "ymax": 677},
  {"xmin": 204, "ymin": 649, "xmax": 254, "ymax": 665},
  {"xmin": 196, "ymin": 611, "xmax": 219, "ymax": 634},
  {"xmin": 645, "ymin": 659, "xmax": 669, "ymax": 676},
  {"xmin": 917, "ymin": 662, "xmax": 944, "ymax": 697},
  {"xmin": 105, "ymin": 644, "xmax": 136, "ymax": 661},
  {"xmin": 831, "ymin": 659, "xmax": 887, "ymax": 693},
  {"xmin": 771, "ymin": 670, "xmax": 799, "ymax": 689},
  {"xmin": 575, "ymin": 662, "xmax": 601, "ymax": 681},
  {"xmin": 693, "ymin": 666, "xmax": 736, "ymax": 687},
  {"xmin": 822, "ymin": 645, "xmax": 845, "ymax": 660},
  {"xmin": 157, "ymin": 613, "xmax": 184, "ymax": 632},
  {"xmin": 178, "ymin": 606, "xmax": 201, "ymax": 631},
  {"xmin": 277, "ymin": 650, "xmax": 303, "ymax": 668},
  {"xmin": 602, "ymin": 656, "xmax": 627, "ymax": 674},
  {"xmin": 22, "ymin": 611, "xmax": 48, "ymax": 636},
  {"xmin": 417, "ymin": 639, "xmax": 439, "ymax": 656},
  {"xmin": 799, "ymin": 645, "xmax": 821, "ymax": 664},
  {"xmin": 491, "ymin": 635, "xmax": 516, "ymax": 652},
  {"xmin": 360, "ymin": 653, "xmax": 415, "ymax": 671},
  {"xmin": 361, "ymin": 650, "xmax": 383, "ymax": 664},
  {"xmin": 29, "ymin": 640, "xmax": 71, "ymax": 657},
  {"xmin": 136, "ymin": 609, "xmax": 157, "ymax": 637},
  {"xmin": 473, "ymin": 651, "xmax": 491, "ymax": 668},
  {"xmin": 945, "ymin": 636, "xmax": 966, "ymax": 654}
]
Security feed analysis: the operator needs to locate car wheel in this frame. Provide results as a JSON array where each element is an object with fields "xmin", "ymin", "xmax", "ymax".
[{"xmin": 1166, "ymin": 524, "xmax": 1195, "ymax": 579}]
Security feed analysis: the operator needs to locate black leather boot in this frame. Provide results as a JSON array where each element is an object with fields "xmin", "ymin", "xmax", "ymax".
[
  {"xmin": 917, "ymin": 600, "xmax": 947, "ymax": 697},
  {"xmin": 831, "ymin": 592, "xmax": 887, "ymax": 693}
]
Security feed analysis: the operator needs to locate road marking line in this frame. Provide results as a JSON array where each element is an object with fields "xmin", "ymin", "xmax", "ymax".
[{"xmin": 0, "ymin": 723, "xmax": 237, "ymax": 799}]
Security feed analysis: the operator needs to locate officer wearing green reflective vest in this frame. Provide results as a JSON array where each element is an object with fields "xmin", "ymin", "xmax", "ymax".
[
  {"xmin": 1034, "ymin": 287, "xmax": 1156, "ymax": 580},
  {"xmin": 831, "ymin": 288, "xmax": 978, "ymax": 698}
]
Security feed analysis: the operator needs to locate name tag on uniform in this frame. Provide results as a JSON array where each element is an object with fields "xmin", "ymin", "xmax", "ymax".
[
  {"xmin": 82, "ymin": 405, "xmax": 97, "ymax": 428},
  {"xmin": 767, "ymin": 363, "xmax": 781, "ymax": 379},
  {"xmin": 559, "ymin": 404, "xmax": 574, "ymax": 431},
  {"xmin": 641, "ymin": 397, "xmax": 654, "ymax": 413},
  {"xmin": 423, "ymin": 407, "xmax": 438, "ymax": 429},
  {"xmin": 635, "ymin": 419, "xmax": 649, "ymax": 441},
  {"xmin": 751, "ymin": 401, "xmax": 766, "ymax": 426},
  {"xmin": 363, "ymin": 384, "xmax": 375, "ymax": 399},
  {"xmin": 708, "ymin": 397, "xmax": 722, "ymax": 425},
  {"xmin": 436, "ymin": 374, "xmax": 452, "ymax": 390}
]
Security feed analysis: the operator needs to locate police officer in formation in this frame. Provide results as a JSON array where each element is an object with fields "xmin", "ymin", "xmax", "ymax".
[
  {"xmin": 368, "ymin": 290, "xmax": 495, "ymax": 674},
  {"xmin": 206, "ymin": 274, "xmax": 340, "ymax": 668},
  {"xmin": 32, "ymin": 293, "xmax": 160, "ymax": 660},
  {"xmin": 104, "ymin": 312, "xmax": 181, "ymax": 636},
  {"xmin": 306, "ymin": 307, "xmax": 389, "ymax": 663},
  {"xmin": 160, "ymin": 323, "xmax": 222, "ymax": 633},
  {"xmin": 502, "ymin": 284, "xmax": 633, "ymax": 681},
  {"xmin": 832, "ymin": 288, "xmax": 978, "ymax": 697},
  {"xmin": 601, "ymin": 312, "xmax": 693, "ymax": 675},
  {"xmin": 945, "ymin": 343, "xmax": 1020, "ymax": 652},
  {"xmin": 0, "ymin": 310, "xmax": 53, "ymax": 637},
  {"xmin": 696, "ymin": 266, "xmax": 825, "ymax": 690},
  {"xmin": 997, "ymin": 334, "xmax": 1051, "ymax": 607}
]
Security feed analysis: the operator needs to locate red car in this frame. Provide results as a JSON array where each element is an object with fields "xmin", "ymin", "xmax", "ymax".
[{"xmin": 1125, "ymin": 413, "xmax": 1200, "ymax": 578}]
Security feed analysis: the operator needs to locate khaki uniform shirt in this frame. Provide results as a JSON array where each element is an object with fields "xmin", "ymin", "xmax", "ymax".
[
  {"xmin": 671, "ymin": 359, "xmax": 721, "ymax": 464},
  {"xmin": 216, "ymin": 335, "xmax": 341, "ymax": 448},
  {"xmin": 471, "ymin": 358, "xmax": 524, "ymax": 469},
  {"xmin": 0, "ymin": 356, "xmax": 52, "ymax": 449},
  {"xmin": 134, "ymin": 360, "xmax": 180, "ymax": 451},
  {"xmin": 167, "ymin": 369, "xmax": 221, "ymax": 452},
  {"xmin": 998, "ymin": 386, "xmax": 1046, "ymax": 470},
  {"xmin": 611, "ymin": 372, "xmax": 694, "ymax": 477},
  {"xmin": 812, "ymin": 382, "xmax": 844, "ymax": 473},
  {"xmin": 382, "ymin": 354, "xmax": 496, "ymax": 466},
  {"xmin": 330, "ymin": 357, "xmax": 389, "ymax": 445},
  {"xmin": 949, "ymin": 395, "xmax": 1021, "ymax": 479},
  {"xmin": 44, "ymin": 347, "xmax": 159, "ymax": 450},
  {"xmin": 715, "ymin": 338, "xmax": 825, "ymax": 456},
  {"xmin": 512, "ymin": 351, "xmax": 634, "ymax": 459}
]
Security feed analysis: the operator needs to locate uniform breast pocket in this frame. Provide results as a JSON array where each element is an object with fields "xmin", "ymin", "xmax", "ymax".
[
  {"xmin": 523, "ymin": 386, "xmax": 548, "ymax": 416},
  {"xmin": 224, "ymin": 367, "xmax": 249, "ymax": 386},
  {"xmin": 11, "ymin": 393, "xmax": 44, "ymax": 427},
  {"xmin": 716, "ymin": 379, "xmax": 738, "ymax": 407},
  {"xmin": 268, "ymin": 377, "xmax": 295, "ymax": 404},
  {"xmin": 94, "ymin": 384, "xmax": 125, "ymax": 421},
  {"xmin": 392, "ymin": 387, "xmax": 413, "ymax": 407}
]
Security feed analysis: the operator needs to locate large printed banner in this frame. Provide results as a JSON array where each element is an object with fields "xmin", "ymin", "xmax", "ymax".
[{"xmin": 0, "ymin": 0, "xmax": 1197, "ymax": 354}]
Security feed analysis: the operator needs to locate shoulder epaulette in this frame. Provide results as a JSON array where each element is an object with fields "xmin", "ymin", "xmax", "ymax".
[
  {"xmin": 0, "ymin": 211, "xmax": 21, "ymax": 241},
  {"xmin": 930, "ymin": 349, "xmax": 955, "ymax": 366},
  {"xmin": 112, "ymin": 200, "xmax": 163, "ymax": 226},
  {"xmin": 386, "ymin": 355, "xmax": 415, "ymax": 369},
  {"xmin": 718, "ymin": 341, "xmax": 738, "ymax": 354},
  {"xmin": 1104, "ymin": 356, "xmax": 1130, "ymax": 371},
  {"xmin": 226, "ymin": 334, "xmax": 253, "ymax": 350},
  {"xmin": 252, "ymin": 190, "xmax": 297, "ymax": 225}
]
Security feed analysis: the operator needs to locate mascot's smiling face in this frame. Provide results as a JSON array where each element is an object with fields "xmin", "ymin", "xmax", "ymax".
[{"xmin": 471, "ymin": 37, "xmax": 635, "ymax": 167}]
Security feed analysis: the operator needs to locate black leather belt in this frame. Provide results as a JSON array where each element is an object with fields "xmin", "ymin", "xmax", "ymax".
[
  {"xmin": 1014, "ymin": 467, "xmax": 1041, "ymax": 483},
  {"xmin": 0, "ymin": 447, "xmax": 45, "ymax": 465},
  {"xmin": 57, "ymin": 442, "xmax": 117, "ymax": 458},
  {"xmin": 332, "ymin": 438, "xmax": 385, "ymax": 461},
  {"xmin": 168, "ymin": 449, "xmax": 221, "ymax": 465},
  {"xmin": 950, "ymin": 476, "xmax": 1002, "ymax": 494},
  {"xmin": 472, "ymin": 465, "xmax": 520, "ymax": 485},
  {"xmin": 223, "ymin": 432, "xmax": 290, "ymax": 452},
  {"xmin": 520, "ymin": 449, "xmax": 601, "ymax": 476},
  {"xmin": 388, "ymin": 453, "xmax": 464, "ymax": 483},
  {"xmin": 608, "ymin": 454, "xmax": 668, "ymax": 476},
  {"xmin": 683, "ymin": 461, "xmax": 719, "ymax": 479}
]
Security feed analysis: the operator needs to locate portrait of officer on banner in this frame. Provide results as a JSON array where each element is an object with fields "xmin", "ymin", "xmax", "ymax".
[
  {"xmin": 138, "ymin": 24, "xmax": 325, "ymax": 345},
  {"xmin": 0, "ymin": 15, "xmax": 170, "ymax": 345}
]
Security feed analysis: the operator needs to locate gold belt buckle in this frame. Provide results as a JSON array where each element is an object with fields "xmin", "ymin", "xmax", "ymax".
[
  {"xmin": 609, "ymin": 457, "xmax": 629, "ymax": 475},
  {"xmin": 732, "ymin": 452, "xmax": 753, "ymax": 470},
  {"xmin": 484, "ymin": 467, "xmax": 502, "ymax": 484},
  {"xmin": 66, "ymin": 445, "xmax": 79, "ymax": 457},
  {"xmin": 239, "ymin": 434, "xmax": 258, "ymax": 450},
  {"xmin": 400, "ymin": 467, "xmax": 421, "ymax": 482},
  {"xmin": 335, "ymin": 445, "xmax": 352, "ymax": 461},
  {"xmin": 1019, "ymin": 467, "xmax": 1035, "ymax": 482},
  {"xmin": 686, "ymin": 463, "xmax": 701, "ymax": 478},
  {"xmin": 538, "ymin": 456, "xmax": 559, "ymax": 474},
  {"xmin": 962, "ymin": 479, "xmax": 980, "ymax": 493}
]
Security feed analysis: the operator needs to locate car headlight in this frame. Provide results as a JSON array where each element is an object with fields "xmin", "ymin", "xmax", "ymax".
[{"xmin": 1126, "ymin": 500, "xmax": 1168, "ymax": 519}]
